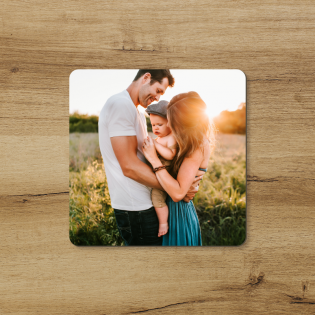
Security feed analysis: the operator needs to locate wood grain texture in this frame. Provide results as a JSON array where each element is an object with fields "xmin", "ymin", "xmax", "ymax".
[{"xmin": 1, "ymin": 1, "xmax": 315, "ymax": 314}]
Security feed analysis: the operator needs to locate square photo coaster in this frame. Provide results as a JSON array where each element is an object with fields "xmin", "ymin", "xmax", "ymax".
[{"xmin": 69, "ymin": 69, "xmax": 246, "ymax": 246}]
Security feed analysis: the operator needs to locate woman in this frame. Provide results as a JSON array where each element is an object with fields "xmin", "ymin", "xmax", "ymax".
[{"xmin": 143, "ymin": 92, "xmax": 214, "ymax": 246}]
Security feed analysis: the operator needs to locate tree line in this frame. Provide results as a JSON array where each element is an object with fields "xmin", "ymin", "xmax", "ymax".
[
  {"xmin": 213, "ymin": 103, "xmax": 246, "ymax": 134},
  {"xmin": 69, "ymin": 112, "xmax": 99, "ymax": 133},
  {"xmin": 70, "ymin": 104, "xmax": 245, "ymax": 134}
]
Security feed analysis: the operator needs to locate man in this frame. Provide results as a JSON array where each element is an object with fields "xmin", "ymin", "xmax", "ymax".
[{"xmin": 98, "ymin": 70, "xmax": 201, "ymax": 246}]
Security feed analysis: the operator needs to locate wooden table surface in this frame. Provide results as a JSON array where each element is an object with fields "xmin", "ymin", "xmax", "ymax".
[{"xmin": 1, "ymin": 1, "xmax": 314, "ymax": 314}]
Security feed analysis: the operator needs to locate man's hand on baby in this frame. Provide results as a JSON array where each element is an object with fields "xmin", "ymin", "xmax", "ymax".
[
  {"xmin": 183, "ymin": 175, "xmax": 203, "ymax": 203},
  {"xmin": 193, "ymin": 175, "xmax": 203, "ymax": 186},
  {"xmin": 183, "ymin": 190, "xmax": 197, "ymax": 202}
]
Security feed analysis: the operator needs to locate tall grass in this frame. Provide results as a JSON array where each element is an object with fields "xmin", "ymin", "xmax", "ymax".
[
  {"xmin": 195, "ymin": 153, "xmax": 246, "ymax": 246},
  {"xmin": 69, "ymin": 133, "xmax": 246, "ymax": 246},
  {"xmin": 69, "ymin": 161, "xmax": 123, "ymax": 246},
  {"xmin": 69, "ymin": 133, "xmax": 103, "ymax": 172}
]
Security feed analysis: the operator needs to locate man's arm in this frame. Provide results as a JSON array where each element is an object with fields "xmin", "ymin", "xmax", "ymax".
[
  {"xmin": 111, "ymin": 135, "xmax": 202, "ymax": 199},
  {"xmin": 111, "ymin": 135, "xmax": 163, "ymax": 190}
]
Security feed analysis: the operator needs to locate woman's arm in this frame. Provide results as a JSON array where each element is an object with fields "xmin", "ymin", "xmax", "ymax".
[
  {"xmin": 143, "ymin": 137, "xmax": 203, "ymax": 202},
  {"xmin": 154, "ymin": 151, "xmax": 203, "ymax": 202},
  {"xmin": 153, "ymin": 140, "xmax": 177, "ymax": 161}
]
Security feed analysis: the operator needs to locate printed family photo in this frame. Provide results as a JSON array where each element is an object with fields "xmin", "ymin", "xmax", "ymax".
[{"xmin": 69, "ymin": 69, "xmax": 246, "ymax": 246}]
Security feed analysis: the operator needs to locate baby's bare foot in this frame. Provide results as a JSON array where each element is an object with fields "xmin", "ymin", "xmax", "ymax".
[{"xmin": 158, "ymin": 223, "xmax": 169, "ymax": 237}]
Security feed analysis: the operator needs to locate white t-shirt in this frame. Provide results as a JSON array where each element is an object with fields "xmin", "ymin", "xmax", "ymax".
[{"xmin": 98, "ymin": 90, "xmax": 153, "ymax": 211}]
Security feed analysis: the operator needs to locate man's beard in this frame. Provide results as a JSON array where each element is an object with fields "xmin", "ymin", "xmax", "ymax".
[{"xmin": 140, "ymin": 94, "xmax": 153, "ymax": 108}]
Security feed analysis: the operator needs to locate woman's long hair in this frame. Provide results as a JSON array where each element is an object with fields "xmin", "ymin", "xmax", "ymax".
[{"xmin": 167, "ymin": 92, "xmax": 216, "ymax": 177}]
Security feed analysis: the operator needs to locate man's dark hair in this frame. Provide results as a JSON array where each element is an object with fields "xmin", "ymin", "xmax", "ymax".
[{"xmin": 133, "ymin": 69, "xmax": 175, "ymax": 87}]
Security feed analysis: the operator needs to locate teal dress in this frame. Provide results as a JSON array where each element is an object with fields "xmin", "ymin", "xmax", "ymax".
[{"xmin": 162, "ymin": 168, "xmax": 207, "ymax": 246}]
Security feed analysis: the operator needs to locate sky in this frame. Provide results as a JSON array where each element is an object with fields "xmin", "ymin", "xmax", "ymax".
[{"xmin": 69, "ymin": 69, "xmax": 246, "ymax": 118}]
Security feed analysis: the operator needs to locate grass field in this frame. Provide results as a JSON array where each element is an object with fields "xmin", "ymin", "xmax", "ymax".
[{"xmin": 69, "ymin": 133, "xmax": 246, "ymax": 246}]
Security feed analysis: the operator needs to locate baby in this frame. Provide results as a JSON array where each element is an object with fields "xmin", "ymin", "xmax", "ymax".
[{"xmin": 145, "ymin": 101, "xmax": 177, "ymax": 237}]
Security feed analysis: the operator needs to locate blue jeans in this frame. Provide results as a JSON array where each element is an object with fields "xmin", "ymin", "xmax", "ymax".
[{"xmin": 114, "ymin": 207, "xmax": 162, "ymax": 246}]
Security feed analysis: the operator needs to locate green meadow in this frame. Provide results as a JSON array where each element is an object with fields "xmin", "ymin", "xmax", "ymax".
[{"xmin": 69, "ymin": 133, "xmax": 246, "ymax": 246}]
